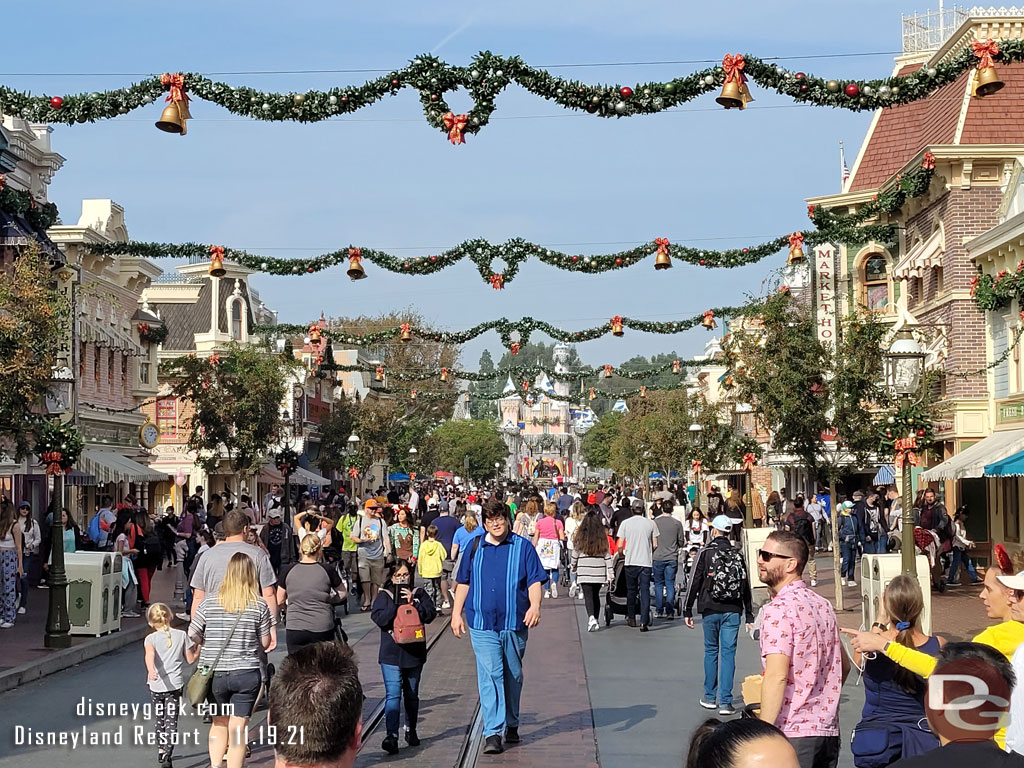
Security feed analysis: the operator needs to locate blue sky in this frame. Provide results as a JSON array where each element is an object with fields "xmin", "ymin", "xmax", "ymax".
[{"xmin": 9, "ymin": 1, "xmax": 913, "ymax": 369}]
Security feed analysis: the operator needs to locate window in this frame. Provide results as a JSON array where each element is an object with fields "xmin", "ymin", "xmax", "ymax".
[
  {"xmin": 156, "ymin": 397, "xmax": 177, "ymax": 438},
  {"xmin": 79, "ymin": 341, "xmax": 86, "ymax": 378},
  {"xmin": 139, "ymin": 362, "xmax": 150, "ymax": 385},
  {"xmin": 94, "ymin": 348, "xmax": 101, "ymax": 382},
  {"xmin": 864, "ymin": 255, "xmax": 889, "ymax": 311},
  {"xmin": 935, "ymin": 266, "xmax": 944, "ymax": 296},
  {"xmin": 1004, "ymin": 479, "xmax": 1020, "ymax": 543},
  {"xmin": 230, "ymin": 299, "xmax": 243, "ymax": 341}
]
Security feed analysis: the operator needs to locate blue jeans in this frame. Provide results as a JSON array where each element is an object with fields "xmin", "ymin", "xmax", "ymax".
[
  {"xmin": 20, "ymin": 552, "xmax": 37, "ymax": 609},
  {"xmin": 469, "ymin": 628, "xmax": 528, "ymax": 738},
  {"xmin": 547, "ymin": 568, "xmax": 559, "ymax": 586},
  {"xmin": 624, "ymin": 565, "xmax": 652, "ymax": 625},
  {"xmin": 702, "ymin": 612, "xmax": 740, "ymax": 707},
  {"xmin": 948, "ymin": 548, "xmax": 980, "ymax": 584},
  {"xmin": 840, "ymin": 541, "xmax": 858, "ymax": 579},
  {"xmin": 863, "ymin": 536, "xmax": 886, "ymax": 555},
  {"xmin": 380, "ymin": 663, "xmax": 422, "ymax": 738},
  {"xmin": 652, "ymin": 559, "xmax": 678, "ymax": 615}
]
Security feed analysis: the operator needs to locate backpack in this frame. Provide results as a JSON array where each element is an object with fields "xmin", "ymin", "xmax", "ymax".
[
  {"xmin": 792, "ymin": 513, "xmax": 815, "ymax": 546},
  {"xmin": 708, "ymin": 544, "xmax": 746, "ymax": 603},
  {"xmin": 87, "ymin": 513, "xmax": 103, "ymax": 543},
  {"xmin": 392, "ymin": 596, "xmax": 426, "ymax": 644},
  {"xmin": 139, "ymin": 530, "xmax": 163, "ymax": 567}
]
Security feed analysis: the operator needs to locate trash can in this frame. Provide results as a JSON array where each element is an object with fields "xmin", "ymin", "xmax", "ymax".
[
  {"xmin": 65, "ymin": 552, "xmax": 112, "ymax": 636},
  {"xmin": 743, "ymin": 526, "xmax": 774, "ymax": 591},
  {"xmin": 860, "ymin": 553, "xmax": 932, "ymax": 634},
  {"xmin": 103, "ymin": 552, "xmax": 124, "ymax": 634}
]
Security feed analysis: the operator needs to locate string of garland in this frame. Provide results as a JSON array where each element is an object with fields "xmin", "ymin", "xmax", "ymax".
[
  {"xmin": 378, "ymin": 377, "xmax": 691, "ymax": 403},
  {"xmin": 1, "ymin": 42, "xmax": 1018, "ymax": 136},
  {"xmin": 254, "ymin": 304, "xmax": 751, "ymax": 348},
  {"xmin": 34, "ymin": 419, "xmax": 84, "ymax": 474},
  {"xmin": 328, "ymin": 358, "xmax": 696, "ymax": 383},
  {"xmin": 878, "ymin": 400, "xmax": 935, "ymax": 460},
  {"xmin": 0, "ymin": 177, "xmax": 59, "ymax": 231}
]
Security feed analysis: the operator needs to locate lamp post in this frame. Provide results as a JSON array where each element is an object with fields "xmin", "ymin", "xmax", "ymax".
[
  {"xmin": 44, "ymin": 472, "xmax": 70, "ymax": 648},
  {"xmin": 347, "ymin": 433, "xmax": 360, "ymax": 498},
  {"xmin": 689, "ymin": 421, "xmax": 703, "ymax": 510},
  {"xmin": 495, "ymin": 461, "xmax": 501, "ymax": 480},
  {"xmin": 581, "ymin": 461, "xmax": 588, "ymax": 484},
  {"xmin": 885, "ymin": 330, "xmax": 926, "ymax": 577}
]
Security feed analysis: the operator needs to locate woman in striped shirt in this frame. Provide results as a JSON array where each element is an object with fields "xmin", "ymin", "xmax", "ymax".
[
  {"xmin": 571, "ymin": 510, "xmax": 614, "ymax": 633},
  {"xmin": 189, "ymin": 552, "xmax": 272, "ymax": 768}
]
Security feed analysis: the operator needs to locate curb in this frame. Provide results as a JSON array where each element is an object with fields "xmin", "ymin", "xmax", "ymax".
[{"xmin": 0, "ymin": 623, "xmax": 150, "ymax": 694}]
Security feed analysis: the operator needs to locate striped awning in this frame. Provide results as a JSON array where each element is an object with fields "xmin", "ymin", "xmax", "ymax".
[
  {"xmin": 873, "ymin": 464, "xmax": 896, "ymax": 485},
  {"xmin": 291, "ymin": 466, "xmax": 330, "ymax": 487},
  {"xmin": 79, "ymin": 315, "xmax": 147, "ymax": 356},
  {"xmin": 894, "ymin": 228, "xmax": 944, "ymax": 281},
  {"xmin": 78, "ymin": 449, "xmax": 169, "ymax": 484},
  {"xmin": 64, "ymin": 468, "xmax": 98, "ymax": 487}
]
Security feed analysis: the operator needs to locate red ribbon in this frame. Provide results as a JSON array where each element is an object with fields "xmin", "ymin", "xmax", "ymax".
[
  {"xmin": 442, "ymin": 112, "xmax": 468, "ymax": 145},
  {"xmin": 42, "ymin": 451, "xmax": 64, "ymax": 475},
  {"xmin": 921, "ymin": 151, "xmax": 936, "ymax": 171},
  {"xmin": 722, "ymin": 54, "xmax": 747, "ymax": 86},
  {"xmin": 789, "ymin": 232, "xmax": 804, "ymax": 250},
  {"xmin": 972, "ymin": 39, "xmax": 1000, "ymax": 70},
  {"xmin": 611, "ymin": 315, "xmax": 623, "ymax": 327},
  {"xmin": 522, "ymin": 380, "xmax": 530, "ymax": 392},
  {"xmin": 510, "ymin": 343, "xmax": 520, "ymax": 355},
  {"xmin": 210, "ymin": 245, "xmax": 225, "ymax": 259},
  {"xmin": 742, "ymin": 452, "xmax": 757, "ymax": 471},
  {"xmin": 490, "ymin": 273, "xmax": 504, "ymax": 290},
  {"xmin": 348, "ymin": 467, "xmax": 359, "ymax": 478},
  {"xmin": 894, "ymin": 436, "xmax": 920, "ymax": 470},
  {"xmin": 654, "ymin": 237, "xmax": 670, "ymax": 256},
  {"xmin": 603, "ymin": 365, "xmax": 613, "ymax": 376},
  {"xmin": 160, "ymin": 73, "xmax": 188, "ymax": 105},
  {"xmin": 138, "ymin": 322, "xmax": 150, "ymax": 335},
  {"xmin": 348, "ymin": 247, "xmax": 362, "ymax": 266},
  {"xmin": 691, "ymin": 459, "xmax": 702, "ymax": 472},
  {"xmin": 0, "ymin": 174, "xmax": 5, "ymax": 191},
  {"xmin": 807, "ymin": 204, "xmax": 816, "ymax": 219}
]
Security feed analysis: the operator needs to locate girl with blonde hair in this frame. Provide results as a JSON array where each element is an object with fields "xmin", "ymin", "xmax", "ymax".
[
  {"xmin": 533, "ymin": 502, "xmax": 566, "ymax": 598},
  {"xmin": 188, "ymin": 553, "xmax": 272, "ymax": 768},
  {"xmin": 277, "ymin": 533, "xmax": 346, "ymax": 654},
  {"xmin": 144, "ymin": 602, "xmax": 197, "ymax": 768}
]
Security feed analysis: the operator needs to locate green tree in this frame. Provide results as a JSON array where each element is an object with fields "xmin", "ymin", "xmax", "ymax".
[
  {"xmin": 580, "ymin": 410, "xmax": 622, "ymax": 468},
  {"xmin": 723, "ymin": 292, "xmax": 891, "ymax": 609},
  {"xmin": 424, "ymin": 419, "xmax": 508, "ymax": 480},
  {"xmin": 163, "ymin": 343, "xmax": 291, "ymax": 473},
  {"xmin": 316, "ymin": 395, "xmax": 358, "ymax": 477},
  {"xmin": 468, "ymin": 349, "xmax": 499, "ymax": 421},
  {"xmin": 0, "ymin": 244, "xmax": 68, "ymax": 458}
]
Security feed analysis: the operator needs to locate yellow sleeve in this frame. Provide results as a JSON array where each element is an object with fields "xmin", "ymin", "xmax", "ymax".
[{"xmin": 885, "ymin": 642, "xmax": 938, "ymax": 678}]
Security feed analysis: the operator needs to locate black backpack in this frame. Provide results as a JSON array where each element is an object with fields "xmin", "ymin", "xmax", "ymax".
[
  {"xmin": 708, "ymin": 544, "xmax": 746, "ymax": 603},
  {"xmin": 791, "ymin": 513, "xmax": 815, "ymax": 546}
]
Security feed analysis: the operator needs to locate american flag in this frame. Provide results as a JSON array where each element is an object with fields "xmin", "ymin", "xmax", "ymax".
[{"xmin": 840, "ymin": 140, "xmax": 850, "ymax": 188}]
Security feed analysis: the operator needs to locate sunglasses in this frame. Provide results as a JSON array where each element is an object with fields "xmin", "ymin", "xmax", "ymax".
[{"xmin": 757, "ymin": 549, "xmax": 794, "ymax": 562}]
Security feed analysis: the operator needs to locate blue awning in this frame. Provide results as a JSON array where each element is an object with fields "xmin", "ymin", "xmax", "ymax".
[
  {"xmin": 985, "ymin": 449, "xmax": 1024, "ymax": 478},
  {"xmin": 873, "ymin": 464, "xmax": 896, "ymax": 485},
  {"xmin": 388, "ymin": 472, "xmax": 410, "ymax": 482}
]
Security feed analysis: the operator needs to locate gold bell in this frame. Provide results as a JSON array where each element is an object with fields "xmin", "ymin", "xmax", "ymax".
[
  {"xmin": 640, "ymin": 386, "xmax": 647, "ymax": 398},
  {"xmin": 787, "ymin": 242, "xmax": 805, "ymax": 265},
  {"xmin": 375, "ymin": 366, "xmax": 384, "ymax": 382},
  {"xmin": 208, "ymin": 252, "xmax": 226, "ymax": 278},
  {"xmin": 400, "ymin": 324, "xmax": 413, "ymax": 343},
  {"xmin": 672, "ymin": 359, "xmax": 681, "ymax": 374},
  {"xmin": 309, "ymin": 326, "xmax": 322, "ymax": 344},
  {"xmin": 440, "ymin": 368, "xmax": 449, "ymax": 382},
  {"xmin": 654, "ymin": 251, "xmax": 672, "ymax": 270},
  {"xmin": 410, "ymin": 389, "xmax": 417, "ymax": 400},
  {"xmin": 716, "ymin": 81, "xmax": 753, "ymax": 110},
  {"xmin": 610, "ymin": 316, "xmax": 624, "ymax": 337},
  {"xmin": 155, "ymin": 101, "xmax": 191, "ymax": 135},
  {"xmin": 975, "ymin": 65, "xmax": 1005, "ymax": 98},
  {"xmin": 588, "ymin": 387, "xmax": 596, "ymax": 401},
  {"xmin": 347, "ymin": 248, "xmax": 366, "ymax": 281},
  {"xmin": 602, "ymin": 365, "xmax": 613, "ymax": 379}
]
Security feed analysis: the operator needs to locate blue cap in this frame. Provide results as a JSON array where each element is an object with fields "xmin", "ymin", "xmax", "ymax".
[{"xmin": 711, "ymin": 514, "xmax": 733, "ymax": 532}]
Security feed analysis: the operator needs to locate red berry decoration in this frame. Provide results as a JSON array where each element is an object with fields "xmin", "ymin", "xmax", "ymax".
[
  {"xmin": 620, "ymin": 86, "xmax": 633, "ymax": 98},
  {"xmin": 614, "ymin": 258, "xmax": 623, "ymax": 266},
  {"xmin": 844, "ymin": 83, "xmax": 860, "ymax": 97},
  {"xmin": 391, "ymin": 79, "xmax": 400, "ymax": 87},
  {"xmin": 742, "ymin": 248, "xmax": 749, "ymax": 253},
  {"xmin": 50, "ymin": 96, "xmax": 64, "ymax": 109},
  {"xmin": 800, "ymin": 84, "xmax": 809, "ymax": 92},
  {"xmin": 307, "ymin": 266, "xmax": 315, "ymax": 273},
  {"xmin": 917, "ymin": 429, "xmax": 925, "ymax": 437},
  {"xmin": 571, "ymin": 256, "xmax": 579, "ymax": 263},
  {"xmin": 794, "ymin": 72, "xmax": 806, "ymax": 80},
  {"xmin": 403, "ymin": 263, "xmax": 410, "ymax": 270},
  {"xmin": 699, "ymin": 259, "xmax": 706, "ymax": 266}
]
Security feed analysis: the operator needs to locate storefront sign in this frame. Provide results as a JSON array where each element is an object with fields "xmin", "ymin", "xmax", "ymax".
[
  {"xmin": 934, "ymin": 419, "xmax": 955, "ymax": 435},
  {"xmin": 998, "ymin": 399, "xmax": 1024, "ymax": 424},
  {"xmin": 814, "ymin": 243, "xmax": 837, "ymax": 348}
]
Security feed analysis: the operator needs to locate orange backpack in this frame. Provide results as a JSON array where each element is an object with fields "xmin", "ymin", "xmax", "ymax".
[{"xmin": 392, "ymin": 596, "xmax": 425, "ymax": 645}]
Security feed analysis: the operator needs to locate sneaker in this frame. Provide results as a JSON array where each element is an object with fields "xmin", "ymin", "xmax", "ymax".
[
  {"xmin": 0, "ymin": 622, "xmax": 14, "ymax": 629},
  {"xmin": 699, "ymin": 698, "xmax": 716, "ymax": 710},
  {"xmin": 577, "ymin": 592, "xmax": 584, "ymax": 601},
  {"xmin": 405, "ymin": 730, "xmax": 420, "ymax": 747},
  {"xmin": 122, "ymin": 610, "xmax": 140, "ymax": 618},
  {"xmin": 382, "ymin": 735, "xmax": 399, "ymax": 755},
  {"xmin": 840, "ymin": 578, "xmax": 847, "ymax": 586},
  {"xmin": 442, "ymin": 601, "xmax": 451, "ymax": 610},
  {"xmin": 848, "ymin": 579, "xmax": 856, "ymax": 587},
  {"xmin": 587, "ymin": 616, "xmax": 599, "ymax": 632},
  {"xmin": 551, "ymin": 583, "xmax": 558, "ymax": 598},
  {"xmin": 483, "ymin": 735, "xmax": 504, "ymax": 754},
  {"xmin": 718, "ymin": 705, "xmax": 737, "ymax": 716},
  {"xmin": 544, "ymin": 590, "xmax": 551, "ymax": 599},
  {"xmin": 175, "ymin": 612, "xmax": 191, "ymax": 622},
  {"xmin": 810, "ymin": 579, "xmax": 817, "ymax": 587},
  {"xmin": 640, "ymin": 624, "xmax": 649, "ymax": 632},
  {"xmin": 17, "ymin": 607, "xmax": 25, "ymax": 614},
  {"xmin": 504, "ymin": 726, "xmax": 521, "ymax": 744},
  {"xmin": 37, "ymin": 583, "xmax": 49, "ymax": 589}
]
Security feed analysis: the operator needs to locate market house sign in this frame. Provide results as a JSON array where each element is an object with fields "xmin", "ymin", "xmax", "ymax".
[{"xmin": 814, "ymin": 243, "xmax": 838, "ymax": 348}]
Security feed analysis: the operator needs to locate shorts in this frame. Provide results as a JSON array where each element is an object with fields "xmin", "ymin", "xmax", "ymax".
[
  {"xmin": 210, "ymin": 668, "xmax": 262, "ymax": 718},
  {"xmin": 358, "ymin": 557, "xmax": 386, "ymax": 586},
  {"xmin": 341, "ymin": 550, "xmax": 358, "ymax": 577}
]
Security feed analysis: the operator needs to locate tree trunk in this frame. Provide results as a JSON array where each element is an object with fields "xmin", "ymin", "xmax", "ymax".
[{"xmin": 831, "ymin": 477, "xmax": 844, "ymax": 612}]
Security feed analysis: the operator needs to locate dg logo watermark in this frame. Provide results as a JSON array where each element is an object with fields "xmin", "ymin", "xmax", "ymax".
[{"xmin": 926, "ymin": 655, "xmax": 1012, "ymax": 742}]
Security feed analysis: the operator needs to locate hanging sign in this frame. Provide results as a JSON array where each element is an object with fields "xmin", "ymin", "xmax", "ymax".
[{"xmin": 814, "ymin": 243, "xmax": 838, "ymax": 348}]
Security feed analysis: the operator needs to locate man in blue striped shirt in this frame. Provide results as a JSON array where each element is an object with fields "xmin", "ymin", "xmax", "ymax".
[{"xmin": 452, "ymin": 498, "xmax": 547, "ymax": 755}]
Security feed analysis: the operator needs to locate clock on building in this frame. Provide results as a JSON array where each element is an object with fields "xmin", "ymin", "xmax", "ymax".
[{"xmin": 139, "ymin": 421, "xmax": 160, "ymax": 449}]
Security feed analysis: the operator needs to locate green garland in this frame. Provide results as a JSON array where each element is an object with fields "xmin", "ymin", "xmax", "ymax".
[
  {"xmin": 878, "ymin": 400, "xmax": 935, "ymax": 459},
  {"xmin": 0, "ymin": 184, "xmax": 59, "ymax": 231},
  {"xmin": 1, "ymin": 43, "xmax": 1018, "ymax": 135},
  {"xmin": 137, "ymin": 321, "xmax": 168, "ymax": 345},
  {"xmin": 732, "ymin": 435, "xmax": 763, "ymax": 465},
  {"xmin": 328, "ymin": 359, "xmax": 695, "ymax": 383},
  {"xmin": 275, "ymin": 446, "xmax": 300, "ymax": 476},
  {"xmin": 34, "ymin": 419, "xmax": 84, "ymax": 472},
  {"xmin": 381, "ymin": 377, "xmax": 690, "ymax": 403},
  {"xmin": 255, "ymin": 304, "xmax": 751, "ymax": 348},
  {"xmin": 973, "ymin": 267, "xmax": 1024, "ymax": 312}
]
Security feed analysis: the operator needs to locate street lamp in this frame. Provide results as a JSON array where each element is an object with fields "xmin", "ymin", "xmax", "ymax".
[
  {"xmin": 689, "ymin": 422, "xmax": 704, "ymax": 510},
  {"xmin": 347, "ymin": 433, "xmax": 361, "ymax": 497},
  {"xmin": 495, "ymin": 461, "xmax": 501, "ymax": 480},
  {"xmin": 581, "ymin": 460, "xmax": 588, "ymax": 483},
  {"xmin": 885, "ymin": 330, "xmax": 926, "ymax": 577}
]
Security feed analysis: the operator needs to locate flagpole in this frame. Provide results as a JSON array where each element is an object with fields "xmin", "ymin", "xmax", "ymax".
[{"xmin": 839, "ymin": 140, "xmax": 846, "ymax": 191}]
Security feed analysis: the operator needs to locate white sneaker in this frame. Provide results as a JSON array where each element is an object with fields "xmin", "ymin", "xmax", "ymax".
[
  {"xmin": 840, "ymin": 578, "xmax": 846, "ymax": 586},
  {"xmin": 587, "ymin": 617, "xmax": 599, "ymax": 632},
  {"xmin": 122, "ymin": 610, "xmax": 140, "ymax": 618},
  {"xmin": 442, "ymin": 601, "xmax": 451, "ymax": 610},
  {"xmin": 578, "ymin": 592, "xmax": 584, "ymax": 601},
  {"xmin": 551, "ymin": 583, "xmax": 558, "ymax": 598},
  {"xmin": 0, "ymin": 622, "xmax": 13, "ymax": 629},
  {"xmin": 175, "ymin": 612, "xmax": 191, "ymax": 622},
  {"xmin": 848, "ymin": 579, "xmax": 856, "ymax": 587},
  {"xmin": 17, "ymin": 607, "xmax": 26, "ymax": 614},
  {"xmin": 37, "ymin": 583, "xmax": 49, "ymax": 589},
  {"xmin": 544, "ymin": 590, "xmax": 551, "ymax": 599},
  {"xmin": 810, "ymin": 579, "xmax": 817, "ymax": 587}
]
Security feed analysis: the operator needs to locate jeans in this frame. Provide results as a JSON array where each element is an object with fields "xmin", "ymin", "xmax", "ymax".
[
  {"xmin": 840, "ymin": 541, "xmax": 857, "ymax": 579},
  {"xmin": 469, "ymin": 628, "xmax": 528, "ymax": 738},
  {"xmin": 948, "ymin": 548, "xmax": 980, "ymax": 584},
  {"xmin": 702, "ymin": 612, "xmax": 741, "ymax": 707},
  {"xmin": 20, "ymin": 552, "xmax": 38, "ymax": 609},
  {"xmin": 381, "ymin": 663, "xmax": 422, "ymax": 738},
  {"xmin": 863, "ymin": 536, "xmax": 887, "ymax": 555},
  {"xmin": 581, "ymin": 583, "xmax": 602, "ymax": 621},
  {"xmin": 624, "ymin": 565, "xmax": 652, "ymax": 625},
  {"xmin": 816, "ymin": 518, "xmax": 831, "ymax": 550},
  {"xmin": 546, "ymin": 568, "xmax": 559, "ymax": 586},
  {"xmin": 652, "ymin": 559, "xmax": 678, "ymax": 615}
]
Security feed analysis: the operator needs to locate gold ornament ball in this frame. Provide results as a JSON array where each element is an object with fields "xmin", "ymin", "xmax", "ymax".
[
  {"xmin": 293, "ymin": 93, "xmax": 305, "ymax": 104},
  {"xmin": 826, "ymin": 80, "xmax": 840, "ymax": 92}
]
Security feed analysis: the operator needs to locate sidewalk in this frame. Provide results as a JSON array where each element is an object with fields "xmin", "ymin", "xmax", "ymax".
[{"xmin": 0, "ymin": 562, "xmax": 179, "ymax": 693}]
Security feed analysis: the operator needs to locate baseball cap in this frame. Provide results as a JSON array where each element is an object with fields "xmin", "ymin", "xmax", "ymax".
[
  {"xmin": 587, "ymin": 493, "xmax": 598, "ymax": 505},
  {"xmin": 267, "ymin": 508, "xmax": 282, "ymax": 519},
  {"xmin": 711, "ymin": 514, "xmax": 733, "ymax": 532},
  {"xmin": 17, "ymin": 501, "xmax": 30, "ymax": 509},
  {"xmin": 364, "ymin": 499, "xmax": 382, "ymax": 510},
  {"xmin": 998, "ymin": 569, "xmax": 1024, "ymax": 591}
]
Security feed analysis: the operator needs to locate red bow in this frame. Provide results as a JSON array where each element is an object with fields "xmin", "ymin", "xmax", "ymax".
[
  {"xmin": 510, "ymin": 343, "xmax": 520, "ymax": 355},
  {"xmin": 442, "ymin": 112, "xmax": 468, "ymax": 145},
  {"xmin": 742, "ymin": 452, "xmax": 757, "ymax": 471},
  {"xmin": 490, "ymin": 273, "xmax": 505, "ymax": 290},
  {"xmin": 42, "ymin": 451, "xmax": 64, "ymax": 475},
  {"xmin": 807, "ymin": 204, "xmax": 816, "ymax": 219},
  {"xmin": 0, "ymin": 174, "xmax": 5, "ymax": 191},
  {"xmin": 160, "ymin": 72, "xmax": 188, "ymax": 104},
  {"xmin": 209, "ymin": 353, "xmax": 222, "ymax": 366},
  {"xmin": 611, "ymin": 315, "xmax": 623, "ymax": 326},
  {"xmin": 400, "ymin": 322, "xmax": 412, "ymax": 335},
  {"xmin": 894, "ymin": 436, "xmax": 919, "ymax": 470},
  {"xmin": 970, "ymin": 275, "xmax": 979, "ymax": 296},
  {"xmin": 722, "ymin": 54, "xmax": 747, "ymax": 85},
  {"xmin": 654, "ymin": 237, "xmax": 670, "ymax": 256},
  {"xmin": 603, "ymin": 365, "xmax": 613, "ymax": 376},
  {"xmin": 522, "ymin": 380, "xmax": 530, "ymax": 392},
  {"xmin": 691, "ymin": 459, "xmax": 703, "ymax": 472},
  {"xmin": 210, "ymin": 245, "xmax": 225, "ymax": 259},
  {"xmin": 921, "ymin": 151, "xmax": 936, "ymax": 171},
  {"xmin": 789, "ymin": 232, "xmax": 804, "ymax": 249},
  {"xmin": 138, "ymin": 322, "xmax": 150, "ymax": 335},
  {"xmin": 348, "ymin": 247, "xmax": 361, "ymax": 264},
  {"xmin": 972, "ymin": 39, "xmax": 1000, "ymax": 70},
  {"xmin": 348, "ymin": 467, "xmax": 359, "ymax": 478}
]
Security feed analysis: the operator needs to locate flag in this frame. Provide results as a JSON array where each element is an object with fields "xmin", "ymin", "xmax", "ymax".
[{"xmin": 840, "ymin": 140, "xmax": 850, "ymax": 188}]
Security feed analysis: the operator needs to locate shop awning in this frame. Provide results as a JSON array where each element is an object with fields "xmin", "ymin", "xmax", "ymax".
[
  {"xmin": 291, "ymin": 466, "xmax": 330, "ymax": 486},
  {"xmin": 64, "ymin": 468, "xmax": 98, "ymax": 487},
  {"xmin": 259, "ymin": 463, "xmax": 285, "ymax": 484},
  {"xmin": 388, "ymin": 472, "xmax": 410, "ymax": 482},
  {"xmin": 894, "ymin": 227, "xmax": 944, "ymax": 281},
  {"xmin": 78, "ymin": 449, "xmax": 169, "ymax": 485},
  {"xmin": 873, "ymin": 465, "xmax": 896, "ymax": 485},
  {"xmin": 920, "ymin": 429, "xmax": 1024, "ymax": 482},
  {"xmin": 985, "ymin": 450, "xmax": 1024, "ymax": 478}
]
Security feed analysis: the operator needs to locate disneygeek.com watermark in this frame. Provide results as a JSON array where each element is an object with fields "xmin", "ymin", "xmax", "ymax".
[{"xmin": 925, "ymin": 654, "xmax": 1012, "ymax": 742}]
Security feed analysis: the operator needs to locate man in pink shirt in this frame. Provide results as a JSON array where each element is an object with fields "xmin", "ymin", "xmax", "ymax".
[{"xmin": 756, "ymin": 530, "xmax": 851, "ymax": 768}]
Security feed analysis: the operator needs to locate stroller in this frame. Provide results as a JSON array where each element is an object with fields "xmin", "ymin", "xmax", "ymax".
[{"xmin": 603, "ymin": 553, "xmax": 630, "ymax": 626}]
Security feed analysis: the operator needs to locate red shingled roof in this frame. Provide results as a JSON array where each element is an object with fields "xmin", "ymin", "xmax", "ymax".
[{"xmin": 849, "ymin": 62, "xmax": 1024, "ymax": 192}]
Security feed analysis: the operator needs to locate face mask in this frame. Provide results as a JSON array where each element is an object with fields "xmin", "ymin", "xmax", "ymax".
[{"xmin": 394, "ymin": 575, "xmax": 410, "ymax": 585}]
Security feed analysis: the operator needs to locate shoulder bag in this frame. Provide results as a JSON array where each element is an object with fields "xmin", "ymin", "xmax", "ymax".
[{"xmin": 185, "ymin": 608, "xmax": 245, "ymax": 707}]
